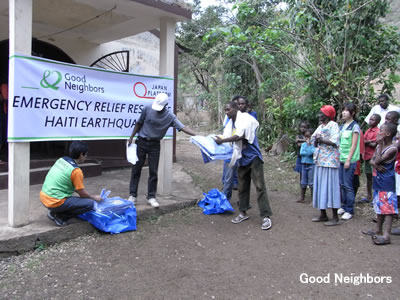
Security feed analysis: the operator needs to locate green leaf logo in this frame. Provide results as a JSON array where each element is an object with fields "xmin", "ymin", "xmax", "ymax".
[{"xmin": 40, "ymin": 70, "xmax": 62, "ymax": 90}]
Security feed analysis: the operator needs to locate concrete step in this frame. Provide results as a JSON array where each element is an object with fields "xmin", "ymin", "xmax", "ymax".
[{"xmin": 0, "ymin": 160, "xmax": 102, "ymax": 190}]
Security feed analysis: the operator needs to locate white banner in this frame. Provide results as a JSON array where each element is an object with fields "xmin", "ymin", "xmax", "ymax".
[{"xmin": 8, "ymin": 55, "xmax": 174, "ymax": 142}]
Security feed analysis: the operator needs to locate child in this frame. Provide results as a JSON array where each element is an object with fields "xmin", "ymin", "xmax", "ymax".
[
  {"xmin": 363, "ymin": 123, "xmax": 398, "ymax": 245},
  {"xmin": 386, "ymin": 110, "xmax": 400, "ymax": 235},
  {"xmin": 295, "ymin": 121, "xmax": 309, "ymax": 202},
  {"xmin": 297, "ymin": 129, "xmax": 315, "ymax": 203},
  {"xmin": 384, "ymin": 111, "xmax": 400, "ymax": 130},
  {"xmin": 337, "ymin": 103, "xmax": 361, "ymax": 221},
  {"xmin": 362, "ymin": 114, "xmax": 381, "ymax": 202},
  {"xmin": 393, "ymin": 139, "xmax": 400, "ymax": 236}
]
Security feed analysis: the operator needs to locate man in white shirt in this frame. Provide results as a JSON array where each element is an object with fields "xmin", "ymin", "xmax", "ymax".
[{"xmin": 364, "ymin": 94, "xmax": 400, "ymax": 127}]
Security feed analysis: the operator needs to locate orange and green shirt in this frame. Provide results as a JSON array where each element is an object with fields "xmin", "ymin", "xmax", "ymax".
[{"xmin": 40, "ymin": 157, "xmax": 85, "ymax": 208}]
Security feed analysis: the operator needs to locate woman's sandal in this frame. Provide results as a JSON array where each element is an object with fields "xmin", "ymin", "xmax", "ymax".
[
  {"xmin": 324, "ymin": 220, "xmax": 341, "ymax": 226},
  {"xmin": 362, "ymin": 229, "xmax": 379, "ymax": 236},
  {"xmin": 372, "ymin": 235, "xmax": 391, "ymax": 245},
  {"xmin": 312, "ymin": 216, "xmax": 329, "ymax": 222}
]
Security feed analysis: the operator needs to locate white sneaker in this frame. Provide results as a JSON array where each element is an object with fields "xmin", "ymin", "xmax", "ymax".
[
  {"xmin": 128, "ymin": 196, "xmax": 136, "ymax": 204},
  {"xmin": 261, "ymin": 217, "xmax": 272, "ymax": 230},
  {"xmin": 148, "ymin": 198, "xmax": 160, "ymax": 208},
  {"xmin": 337, "ymin": 208, "xmax": 345, "ymax": 215},
  {"xmin": 341, "ymin": 212, "xmax": 353, "ymax": 220}
]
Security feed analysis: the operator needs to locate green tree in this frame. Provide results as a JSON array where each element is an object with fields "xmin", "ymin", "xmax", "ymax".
[
  {"xmin": 178, "ymin": 0, "xmax": 400, "ymax": 146},
  {"xmin": 204, "ymin": 0, "xmax": 400, "ymax": 141},
  {"xmin": 283, "ymin": 0, "xmax": 400, "ymax": 116},
  {"xmin": 177, "ymin": 2, "xmax": 231, "ymax": 124}
]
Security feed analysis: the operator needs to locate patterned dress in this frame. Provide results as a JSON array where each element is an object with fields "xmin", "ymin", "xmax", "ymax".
[
  {"xmin": 373, "ymin": 145, "xmax": 398, "ymax": 215},
  {"xmin": 311, "ymin": 121, "xmax": 341, "ymax": 209}
]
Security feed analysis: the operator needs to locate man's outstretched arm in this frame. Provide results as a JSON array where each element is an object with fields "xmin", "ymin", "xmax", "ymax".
[
  {"xmin": 180, "ymin": 126, "xmax": 197, "ymax": 136},
  {"xmin": 214, "ymin": 134, "xmax": 244, "ymax": 144}
]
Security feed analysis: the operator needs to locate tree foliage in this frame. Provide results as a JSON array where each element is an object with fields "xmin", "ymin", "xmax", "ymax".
[{"xmin": 178, "ymin": 0, "xmax": 400, "ymax": 145}]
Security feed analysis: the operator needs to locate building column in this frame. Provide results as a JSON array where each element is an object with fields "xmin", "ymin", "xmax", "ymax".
[
  {"xmin": 8, "ymin": 0, "xmax": 32, "ymax": 227},
  {"xmin": 158, "ymin": 18, "xmax": 175, "ymax": 196}
]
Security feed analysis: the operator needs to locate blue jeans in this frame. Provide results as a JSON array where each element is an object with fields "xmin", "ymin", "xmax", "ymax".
[
  {"xmin": 48, "ymin": 196, "xmax": 94, "ymax": 221},
  {"xmin": 339, "ymin": 162, "xmax": 356, "ymax": 215},
  {"xmin": 222, "ymin": 160, "xmax": 238, "ymax": 201},
  {"xmin": 300, "ymin": 164, "xmax": 314, "ymax": 188},
  {"xmin": 222, "ymin": 160, "xmax": 238, "ymax": 186}
]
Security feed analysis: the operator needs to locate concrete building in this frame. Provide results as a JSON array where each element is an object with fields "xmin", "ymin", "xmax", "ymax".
[{"xmin": 1, "ymin": 0, "xmax": 192, "ymax": 227}]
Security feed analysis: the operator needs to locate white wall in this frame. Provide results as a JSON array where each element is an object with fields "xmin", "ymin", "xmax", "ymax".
[{"xmin": 49, "ymin": 32, "xmax": 160, "ymax": 76}]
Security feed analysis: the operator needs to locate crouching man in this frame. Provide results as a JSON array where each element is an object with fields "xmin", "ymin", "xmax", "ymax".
[
  {"xmin": 40, "ymin": 141, "xmax": 102, "ymax": 226},
  {"xmin": 215, "ymin": 101, "xmax": 273, "ymax": 230}
]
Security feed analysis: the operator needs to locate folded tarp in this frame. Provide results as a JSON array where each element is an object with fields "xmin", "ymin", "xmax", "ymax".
[
  {"xmin": 79, "ymin": 189, "xmax": 136, "ymax": 234},
  {"xmin": 190, "ymin": 135, "xmax": 233, "ymax": 163},
  {"xmin": 198, "ymin": 188, "xmax": 234, "ymax": 214}
]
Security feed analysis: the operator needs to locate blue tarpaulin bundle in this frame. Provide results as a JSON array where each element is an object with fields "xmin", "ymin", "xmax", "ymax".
[
  {"xmin": 79, "ymin": 189, "xmax": 136, "ymax": 234},
  {"xmin": 198, "ymin": 188, "xmax": 234, "ymax": 215},
  {"xmin": 190, "ymin": 135, "xmax": 233, "ymax": 163}
]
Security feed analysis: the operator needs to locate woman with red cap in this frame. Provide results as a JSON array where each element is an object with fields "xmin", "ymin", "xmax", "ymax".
[{"xmin": 311, "ymin": 105, "xmax": 341, "ymax": 226}]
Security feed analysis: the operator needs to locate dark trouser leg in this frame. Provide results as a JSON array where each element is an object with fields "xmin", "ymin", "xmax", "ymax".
[
  {"xmin": 146, "ymin": 140, "xmax": 160, "ymax": 199},
  {"xmin": 297, "ymin": 188, "xmax": 307, "ymax": 202},
  {"xmin": 332, "ymin": 208, "xmax": 338, "ymax": 221},
  {"xmin": 250, "ymin": 157, "xmax": 272, "ymax": 218},
  {"xmin": 49, "ymin": 196, "xmax": 94, "ymax": 220},
  {"xmin": 366, "ymin": 173, "xmax": 373, "ymax": 201},
  {"xmin": 129, "ymin": 139, "xmax": 147, "ymax": 197},
  {"xmin": 233, "ymin": 169, "xmax": 238, "ymax": 186},
  {"xmin": 353, "ymin": 175, "xmax": 360, "ymax": 198},
  {"xmin": 238, "ymin": 164, "xmax": 252, "ymax": 213}
]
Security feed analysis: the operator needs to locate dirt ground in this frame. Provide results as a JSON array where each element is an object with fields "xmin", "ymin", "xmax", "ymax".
[{"xmin": 0, "ymin": 133, "xmax": 399, "ymax": 299}]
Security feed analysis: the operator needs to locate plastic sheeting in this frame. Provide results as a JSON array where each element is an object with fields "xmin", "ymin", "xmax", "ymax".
[
  {"xmin": 190, "ymin": 135, "xmax": 233, "ymax": 163},
  {"xmin": 79, "ymin": 189, "xmax": 137, "ymax": 234},
  {"xmin": 198, "ymin": 188, "xmax": 234, "ymax": 215}
]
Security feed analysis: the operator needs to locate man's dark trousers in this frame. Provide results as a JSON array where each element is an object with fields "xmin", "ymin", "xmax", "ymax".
[
  {"xmin": 129, "ymin": 137, "xmax": 161, "ymax": 199},
  {"xmin": 238, "ymin": 157, "xmax": 272, "ymax": 217}
]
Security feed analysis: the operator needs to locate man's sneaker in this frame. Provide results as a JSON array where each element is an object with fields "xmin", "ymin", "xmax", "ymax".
[
  {"xmin": 341, "ymin": 212, "xmax": 353, "ymax": 220},
  {"xmin": 261, "ymin": 217, "xmax": 272, "ymax": 230},
  {"xmin": 148, "ymin": 198, "xmax": 160, "ymax": 208},
  {"xmin": 337, "ymin": 208, "xmax": 345, "ymax": 215},
  {"xmin": 128, "ymin": 196, "xmax": 136, "ymax": 204},
  {"xmin": 231, "ymin": 213, "xmax": 249, "ymax": 224},
  {"xmin": 47, "ymin": 211, "xmax": 67, "ymax": 227}
]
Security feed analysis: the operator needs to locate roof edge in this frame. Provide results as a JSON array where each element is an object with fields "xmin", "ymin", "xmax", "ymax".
[{"xmin": 131, "ymin": 0, "xmax": 192, "ymax": 20}]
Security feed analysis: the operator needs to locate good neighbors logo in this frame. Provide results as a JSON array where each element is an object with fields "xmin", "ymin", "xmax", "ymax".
[
  {"xmin": 24, "ymin": 69, "xmax": 105, "ymax": 94},
  {"xmin": 40, "ymin": 70, "xmax": 62, "ymax": 90}
]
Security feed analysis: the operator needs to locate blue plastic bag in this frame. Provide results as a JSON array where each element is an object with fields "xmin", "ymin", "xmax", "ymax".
[
  {"xmin": 190, "ymin": 135, "xmax": 233, "ymax": 163},
  {"xmin": 79, "ymin": 190, "xmax": 136, "ymax": 234},
  {"xmin": 198, "ymin": 188, "xmax": 234, "ymax": 215}
]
